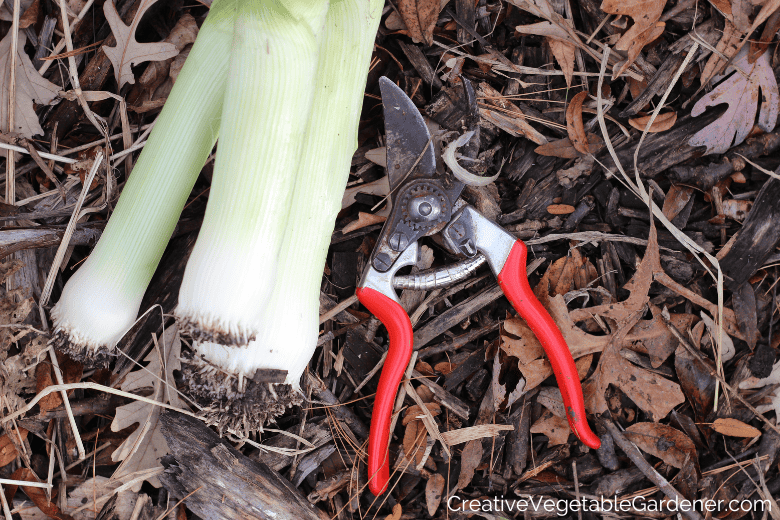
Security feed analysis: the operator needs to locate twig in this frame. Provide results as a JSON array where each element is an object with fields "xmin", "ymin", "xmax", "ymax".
[
  {"xmin": 0, "ymin": 382, "xmax": 201, "ymax": 426},
  {"xmin": 48, "ymin": 348, "xmax": 86, "ymax": 460},
  {"xmin": 0, "ymin": 479, "xmax": 51, "ymax": 490},
  {"xmin": 572, "ymin": 461, "xmax": 583, "ymax": 520},
  {"xmin": 600, "ymin": 418, "xmax": 704, "ymax": 520},
  {"xmin": 319, "ymin": 294, "xmax": 358, "ymax": 324},
  {"xmin": 5, "ymin": 0, "xmax": 21, "ymax": 203},
  {"xmin": 352, "ymin": 351, "xmax": 387, "ymax": 396},
  {"xmin": 0, "ymin": 483, "xmax": 13, "ymax": 520}
]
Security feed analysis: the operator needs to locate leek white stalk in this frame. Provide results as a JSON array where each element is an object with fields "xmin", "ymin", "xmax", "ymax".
[
  {"xmin": 185, "ymin": 0, "xmax": 384, "ymax": 431},
  {"xmin": 175, "ymin": 0, "xmax": 329, "ymax": 346},
  {"xmin": 50, "ymin": 0, "xmax": 236, "ymax": 366}
]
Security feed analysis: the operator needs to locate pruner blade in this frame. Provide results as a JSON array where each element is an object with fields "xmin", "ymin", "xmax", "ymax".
[{"xmin": 379, "ymin": 77, "xmax": 436, "ymax": 193}]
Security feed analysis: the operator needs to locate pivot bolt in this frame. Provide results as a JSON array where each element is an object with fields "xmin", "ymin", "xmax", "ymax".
[
  {"xmin": 389, "ymin": 231, "xmax": 409, "ymax": 251},
  {"xmin": 373, "ymin": 253, "xmax": 392, "ymax": 271}
]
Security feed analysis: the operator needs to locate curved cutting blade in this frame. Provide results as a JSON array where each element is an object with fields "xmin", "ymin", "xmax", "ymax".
[{"xmin": 379, "ymin": 77, "xmax": 436, "ymax": 192}]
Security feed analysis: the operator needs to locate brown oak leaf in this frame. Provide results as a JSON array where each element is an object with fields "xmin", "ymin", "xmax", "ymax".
[
  {"xmin": 582, "ymin": 312, "xmax": 685, "ymax": 419},
  {"xmin": 0, "ymin": 32, "xmax": 59, "ymax": 139},
  {"xmin": 102, "ymin": 0, "xmax": 178, "ymax": 88}
]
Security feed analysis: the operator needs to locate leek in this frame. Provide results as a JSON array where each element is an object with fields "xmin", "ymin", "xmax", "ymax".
[
  {"xmin": 183, "ymin": 0, "xmax": 384, "ymax": 432},
  {"xmin": 175, "ymin": 0, "xmax": 329, "ymax": 347},
  {"xmin": 50, "ymin": 0, "xmax": 236, "ymax": 366}
]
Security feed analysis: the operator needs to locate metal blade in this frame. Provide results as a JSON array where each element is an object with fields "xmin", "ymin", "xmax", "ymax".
[{"xmin": 379, "ymin": 77, "xmax": 436, "ymax": 193}]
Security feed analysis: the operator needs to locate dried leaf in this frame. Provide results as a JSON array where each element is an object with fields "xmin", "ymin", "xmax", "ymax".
[
  {"xmin": 732, "ymin": 0, "xmax": 755, "ymax": 33},
  {"xmin": 613, "ymin": 22, "xmax": 665, "ymax": 79},
  {"xmin": 700, "ymin": 311, "xmax": 735, "ymax": 362},
  {"xmin": 102, "ymin": 0, "xmax": 179, "ymax": 88},
  {"xmin": 396, "ymin": 0, "xmax": 446, "ymax": 46},
  {"xmin": 434, "ymin": 361, "xmax": 455, "ymax": 374},
  {"xmin": 402, "ymin": 402, "xmax": 442, "ymax": 425},
  {"xmin": 547, "ymin": 204, "xmax": 575, "ymax": 215},
  {"xmin": 530, "ymin": 412, "xmax": 571, "ymax": 445},
  {"xmin": 689, "ymin": 46, "xmax": 779, "ymax": 155},
  {"xmin": 534, "ymin": 248, "xmax": 598, "ymax": 300},
  {"xmin": 0, "ymin": 428, "xmax": 27, "ymax": 468},
  {"xmin": 582, "ymin": 328, "xmax": 685, "ymax": 420},
  {"xmin": 35, "ymin": 352, "xmax": 83, "ymax": 414},
  {"xmin": 457, "ymin": 439, "xmax": 482, "ymax": 489},
  {"xmin": 711, "ymin": 418, "xmax": 761, "ymax": 438},
  {"xmin": 537, "ymin": 387, "xmax": 567, "ymax": 418},
  {"xmin": 0, "ymin": 32, "xmax": 59, "ymax": 139},
  {"xmin": 625, "ymin": 310, "xmax": 695, "ymax": 368},
  {"xmin": 570, "ymin": 219, "xmax": 662, "ymax": 324},
  {"xmin": 600, "ymin": 0, "xmax": 668, "ymax": 52},
  {"xmin": 66, "ymin": 477, "xmax": 130, "ymax": 518},
  {"xmin": 138, "ymin": 13, "xmax": 198, "ymax": 97},
  {"xmin": 425, "ymin": 473, "xmax": 445, "ymax": 515},
  {"xmin": 662, "ymin": 185, "xmax": 694, "ymax": 222},
  {"xmin": 547, "ymin": 38, "xmax": 575, "ymax": 88},
  {"xmin": 517, "ymin": 358, "xmax": 554, "ymax": 391},
  {"xmin": 415, "ymin": 360, "xmax": 435, "ymax": 376},
  {"xmin": 624, "ymin": 422, "xmax": 698, "ymax": 469},
  {"xmin": 629, "ymin": 111, "xmax": 677, "ymax": 132},
  {"xmin": 515, "ymin": 20, "xmax": 571, "ymax": 40},
  {"xmin": 364, "ymin": 147, "xmax": 387, "ymax": 168},
  {"xmin": 384, "ymin": 503, "xmax": 402, "ymax": 520},
  {"xmin": 749, "ymin": 8, "xmax": 780, "ymax": 63},
  {"xmin": 740, "ymin": 0, "xmax": 780, "ymax": 47},
  {"xmin": 341, "ymin": 177, "xmax": 390, "ymax": 218},
  {"xmin": 566, "ymin": 91, "xmax": 590, "ymax": 154},
  {"xmin": 503, "ymin": 293, "xmax": 612, "ymax": 392},
  {"xmin": 707, "ymin": 0, "xmax": 733, "ymax": 20},
  {"xmin": 575, "ymin": 354, "xmax": 593, "ymax": 379},
  {"xmin": 490, "ymin": 350, "xmax": 507, "ymax": 411},
  {"xmin": 502, "ymin": 317, "xmax": 544, "ymax": 365},
  {"xmin": 19, "ymin": 0, "xmax": 39, "ymax": 29},
  {"xmin": 582, "ymin": 314, "xmax": 686, "ymax": 420},
  {"xmin": 341, "ymin": 212, "xmax": 387, "ymax": 234},
  {"xmin": 534, "ymin": 134, "xmax": 603, "ymax": 158},
  {"xmin": 111, "ymin": 326, "xmax": 183, "ymax": 490},
  {"xmin": 628, "ymin": 76, "xmax": 647, "ymax": 99},
  {"xmin": 674, "ymin": 343, "xmax": 716, "ymax": 421},
  {"xmin": 403, "ymin": 419, "xmax": 421, "ymax": 456},
  {"xmin": 738, "ymin": 360, "xmax": 780, "ymax": 418}
]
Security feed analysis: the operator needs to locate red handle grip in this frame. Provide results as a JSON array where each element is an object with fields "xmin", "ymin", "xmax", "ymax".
[
  {"xmin": 356, "ymin": 287, "xmax": 414, "ymax": 496},
  {"xmin": 496, "ymin": 241, "xmax": 601, "ymax": 449}
]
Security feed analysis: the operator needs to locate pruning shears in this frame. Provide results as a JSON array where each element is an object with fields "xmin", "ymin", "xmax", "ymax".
[{"xmin": 356, "ymin": 77, "xmax": 601, "ymax": 496}]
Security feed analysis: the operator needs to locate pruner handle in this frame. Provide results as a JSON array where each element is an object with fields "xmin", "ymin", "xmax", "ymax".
[
  {"xmin": 497, "ymin": 241, "xmax": 601, "ymax": 449},
  {"xmin": 355, "ymin": 287, "xmax": 413, "ymax": 496},
  {"xmin": 444, "ymin": 206, "xmax": 601, "ymax": 449}
]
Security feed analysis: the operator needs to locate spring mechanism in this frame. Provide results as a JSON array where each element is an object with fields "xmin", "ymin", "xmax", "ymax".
[{"xmin": 392, "ymin": 254, "xmax": 486, "ymax": 291}]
